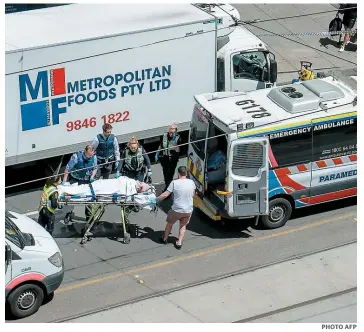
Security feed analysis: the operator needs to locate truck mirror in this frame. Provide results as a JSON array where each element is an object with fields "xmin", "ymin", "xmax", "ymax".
[{"xmin": 269, "ymin": 54, "xmax": 278, "ymax": 83}]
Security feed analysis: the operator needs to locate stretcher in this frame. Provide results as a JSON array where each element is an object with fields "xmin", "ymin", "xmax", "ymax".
[{"xmin": 57, "ymin": 177, "xmax": 158, "ymax": 245}]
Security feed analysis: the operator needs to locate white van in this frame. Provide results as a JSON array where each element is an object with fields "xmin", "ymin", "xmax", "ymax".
[{"xmin": 5, "ymin": 210, "xmax": 64, "ymax": 319}]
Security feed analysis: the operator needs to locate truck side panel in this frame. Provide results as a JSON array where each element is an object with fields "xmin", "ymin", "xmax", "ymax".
[
  {"xmin": 5, "ymin": 52, "xmax": 23, "ymax": 161},
  {"xmin": 6, "ymin": 21, "xmax": 217, "ymax": 166}
]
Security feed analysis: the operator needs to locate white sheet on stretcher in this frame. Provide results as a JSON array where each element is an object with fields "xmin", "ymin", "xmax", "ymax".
[{"xmin": 57, "ymin": 177, "xmax": 156, "ymax": 210}]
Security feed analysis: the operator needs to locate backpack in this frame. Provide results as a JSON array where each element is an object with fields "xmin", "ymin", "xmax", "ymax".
[{"xmin": 329, "ymin": 12, "xmax": 342, "ymax": 35}]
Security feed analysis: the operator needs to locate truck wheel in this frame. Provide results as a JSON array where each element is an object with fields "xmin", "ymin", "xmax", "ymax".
[
  {"xmin": 7, "ymin": 284, "xmax": 44, "ymax": 319},
  {"xmin": 260, "ymin": 197, "xmax": 292, "ymax": 229}
]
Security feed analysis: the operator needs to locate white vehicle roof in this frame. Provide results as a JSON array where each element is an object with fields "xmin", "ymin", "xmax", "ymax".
[
  {"xmin": 5, "ymin": 3, "xmax": 215, "ymax": 52},
  {"xmin": 217, "ymin": 25, "xmax": 268, "ymax": 55},
  {"xmin": 195, "ymin": 77, "xmax": 357, "ymax": 132}
]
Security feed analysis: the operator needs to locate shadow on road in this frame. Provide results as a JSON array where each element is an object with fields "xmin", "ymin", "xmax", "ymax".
[
  {"xmin": 319, "ymin": 37, "xmax": 357, "ymax": 52},
  {"xmin": 156, "ymin": 196, "xmax": 254, "ymax": 240},
  {"xmin": 35, "ymin": 195, "xmax": 356, "ymax": 243}
]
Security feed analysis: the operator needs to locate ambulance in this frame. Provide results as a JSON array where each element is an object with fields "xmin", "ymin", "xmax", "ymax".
[{"xmin": 187, "ymin": 76, "xmax": 357, "ymax": 228}]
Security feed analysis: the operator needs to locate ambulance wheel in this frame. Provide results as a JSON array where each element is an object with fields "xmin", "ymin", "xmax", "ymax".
[
  {"xmin": 7, "ymin": 284, "xmax": 44, "ymax": 319},
  {"xmin": 260, "ymin": 197, "xmax": 292, "ymax": 229}
]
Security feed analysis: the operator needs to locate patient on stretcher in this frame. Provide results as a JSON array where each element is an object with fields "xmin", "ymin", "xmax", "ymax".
[{"xmin": 58, "ymin": 175, "xmax": 151, "ymax": 197}]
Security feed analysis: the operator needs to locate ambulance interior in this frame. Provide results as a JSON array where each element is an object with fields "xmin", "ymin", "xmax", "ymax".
[{"xmin": 206, "ymin": 122, "xmax": 228, "ymax": 204}]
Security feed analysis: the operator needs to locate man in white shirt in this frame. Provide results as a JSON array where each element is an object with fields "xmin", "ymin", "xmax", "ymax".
[{"xmin": 156, "ymin": 166, "xmax": 196, "ymax": 249}]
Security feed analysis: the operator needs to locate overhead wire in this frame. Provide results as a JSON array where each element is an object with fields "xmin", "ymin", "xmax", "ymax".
[
  {"xmin": 5, "ymin": 97, "xmax": 357, "ymax": 190},
  {"xmin": 236, "ymin": 21, "xmax": 357, "ymax": 66},
  {"xmin": 5, "ymin": 4, "xmax": 357, "ymax": 190},
  {"xmin": 239, "ymin": 5, "xmax": 357, "ymax": 25},
  {"xmin": 6, "ymin": 5, "xmax": 357, "ymax": 75}
]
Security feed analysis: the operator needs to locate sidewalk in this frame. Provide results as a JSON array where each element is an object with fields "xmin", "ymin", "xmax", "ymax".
[{"xmin": 69, "ymin": 242, "xmax": 357, "ymax": 323}]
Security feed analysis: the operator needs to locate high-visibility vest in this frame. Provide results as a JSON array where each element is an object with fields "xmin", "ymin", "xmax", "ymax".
[
  {"xmin": 161, "ymin": 133, "xmax": 180, "ymax": 157},
  {"xmin": 39, "ymin": 185, "xmax": 58, "ymax": 214},
  {"xmin": 124, "ymin": 147, "xmax": 144, "ymax": 171}
]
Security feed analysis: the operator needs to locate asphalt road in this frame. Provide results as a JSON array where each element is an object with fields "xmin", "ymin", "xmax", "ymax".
[
  {"xmin": 5, "ymin": 3, "xmax": 357, "ymax": 323},
  {"xmin": 6, "ymin": 171, "xmax": 357, "ymax": 323}
]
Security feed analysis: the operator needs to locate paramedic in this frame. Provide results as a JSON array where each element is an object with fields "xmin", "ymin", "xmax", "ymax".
[
  {"xmin": 63, "ymin": 145, "xmax": 98, "ymax": 221},
  {"xmin": 91, "ymin": 123, "xmax": 120, "ymax": 179},
  {"xmin": 116, "ymin": 136, "xmax": 152, "ymax": 182},
  {"xmin": 156, "ymin": 166, "xmax": 196, "ymax": 250},
  {"xmin": 155, "ymin": 123, "xmax": 181, "ymax": 191},
  {"xmin": 38, "ymin": 175, "xmax": 62, "ymax": 236}
]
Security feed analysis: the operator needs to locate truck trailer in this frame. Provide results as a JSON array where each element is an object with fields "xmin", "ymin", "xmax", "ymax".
[{"xmin": 5, "ymin": 3, "xmax": 277, "ymax": 170}]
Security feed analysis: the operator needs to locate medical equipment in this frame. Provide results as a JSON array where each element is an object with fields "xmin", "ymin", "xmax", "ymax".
[{"xmin": 57, "ymin": 178, "xmax": 157, "ymax": 245}]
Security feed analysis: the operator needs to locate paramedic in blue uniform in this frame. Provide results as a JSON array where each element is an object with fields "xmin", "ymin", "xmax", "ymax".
[
  {"xmin": 116, "ymin": 136, "xmax": 152, "ymax": 182},
  {"xmin": 62, "ymin": 145, "xmax": 98, "ymax": 221},
  {"xmin": 91, "ymin": 123, "xmax": 120, "ymax": 179}
]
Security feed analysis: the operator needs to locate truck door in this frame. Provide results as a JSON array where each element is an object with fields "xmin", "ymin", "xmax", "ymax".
[
  {"xmin": 226, "ymin": 137, "xmax": 269, "ymax": 217},
  {"xmin": 230, "ymin": 51, "xmax": 271, "ymax": 92}
]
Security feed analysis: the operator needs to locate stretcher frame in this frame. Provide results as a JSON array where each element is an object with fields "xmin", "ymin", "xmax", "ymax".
[{"xmin": 58, "ymin": 189, "xmax": 157, "ymax": 245}]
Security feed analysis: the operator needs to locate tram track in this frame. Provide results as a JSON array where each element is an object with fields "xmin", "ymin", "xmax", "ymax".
[{"xmin": 51, "ymin": 239, "xmax": 356, "ymax": 323}]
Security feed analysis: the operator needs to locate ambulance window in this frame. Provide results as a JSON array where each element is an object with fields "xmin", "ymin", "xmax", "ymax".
[
  {"xmin": 190, "ymin": 108, "xmax": 208, "ymax": 160},
  {"xmin": 269, "ymin": 128, "xmax": 312, "ymax": 167},
  {"xmin": 313, "ymin": 118, "xmax": 357, "ymax": 161},
  {"xmin": 233, "ymin": 51, "xmax": 269, "ymax": 82}
]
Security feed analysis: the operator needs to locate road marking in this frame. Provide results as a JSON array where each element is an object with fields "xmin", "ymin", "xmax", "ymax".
[{"xmin": 55, "ymin": 211, "xmax": 356, "ymax": 294}]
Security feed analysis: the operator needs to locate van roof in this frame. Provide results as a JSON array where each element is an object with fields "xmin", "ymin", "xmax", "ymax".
[
  {"xmin": 194, "ymin": 77, "xmax": 357, "ymax": 132},
  {"xmin": 5, "ymin": 3, "xmax": 214, "ymax": 52}
]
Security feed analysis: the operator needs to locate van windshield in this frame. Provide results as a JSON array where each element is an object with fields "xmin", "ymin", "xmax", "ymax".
[
  {"xmin": 190, "ymin": 106, "xmax": 208, "ymax": 160},
  {"xmin": 5, "ymin": 213, "xmax": 26, "ymax": 249}
]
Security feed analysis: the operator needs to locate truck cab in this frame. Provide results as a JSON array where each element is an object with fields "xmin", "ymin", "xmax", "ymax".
[{"xmin": 195, "ymin": 3, "xmax": 278, "ymax": 92}]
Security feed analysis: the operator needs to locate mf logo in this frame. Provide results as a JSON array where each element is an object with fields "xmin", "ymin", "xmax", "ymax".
[{"xmin": 19, "ymin": 68, "xmax": 67, "ymax": 131}]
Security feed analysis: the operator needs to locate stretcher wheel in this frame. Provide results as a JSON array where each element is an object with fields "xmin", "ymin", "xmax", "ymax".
[
  {"xmin": 64, "ymin": 212, "xmax": 73, "ymax": 224},
  {"xmin": 80, "ymin": 238, "xmax": 87, "ymax": 245},
  {"xmin": 123, "ymin": 233, "xmax": 131, "ymax": 244}
]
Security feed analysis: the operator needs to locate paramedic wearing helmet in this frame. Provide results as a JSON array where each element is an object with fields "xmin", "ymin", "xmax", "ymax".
[
  {"xmin": 62, "ymin": 145, "xmax": 98, "ymax": 221},
  {"xmin": 116, "ymin": 136, "xmax": 152, "ymax": 182},
  {"xmin": 155, "ymin": 123, "xmax": 181, "ymax": 191},
  {"xmin": 91, "ymin": 123, "xmax": 120, "ymax": 179}
]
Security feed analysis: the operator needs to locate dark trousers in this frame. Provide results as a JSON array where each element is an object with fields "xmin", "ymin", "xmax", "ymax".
[
  {"xmin": 161, "ymin": 155, "xmax": 178, "ymax": 190},
  {"xmin": 64, "ymin": 177, "xmax": 92, "ymax": 221},
  {"xmin": 96, "ymin": 158, "xmax": 113, "ymax": 179},
  {"xmin": 123, "ymin": 169, "xmax": 146, "ymax": 182},
  {"xmin": 38, "ymin": 208, "xmax": 55, "ymax": 235}
]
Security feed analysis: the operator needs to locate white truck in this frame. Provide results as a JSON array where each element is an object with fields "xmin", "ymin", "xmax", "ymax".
[{"xmin": 5, "ymin": 3, "xmax": 277, "ymax": 170}]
